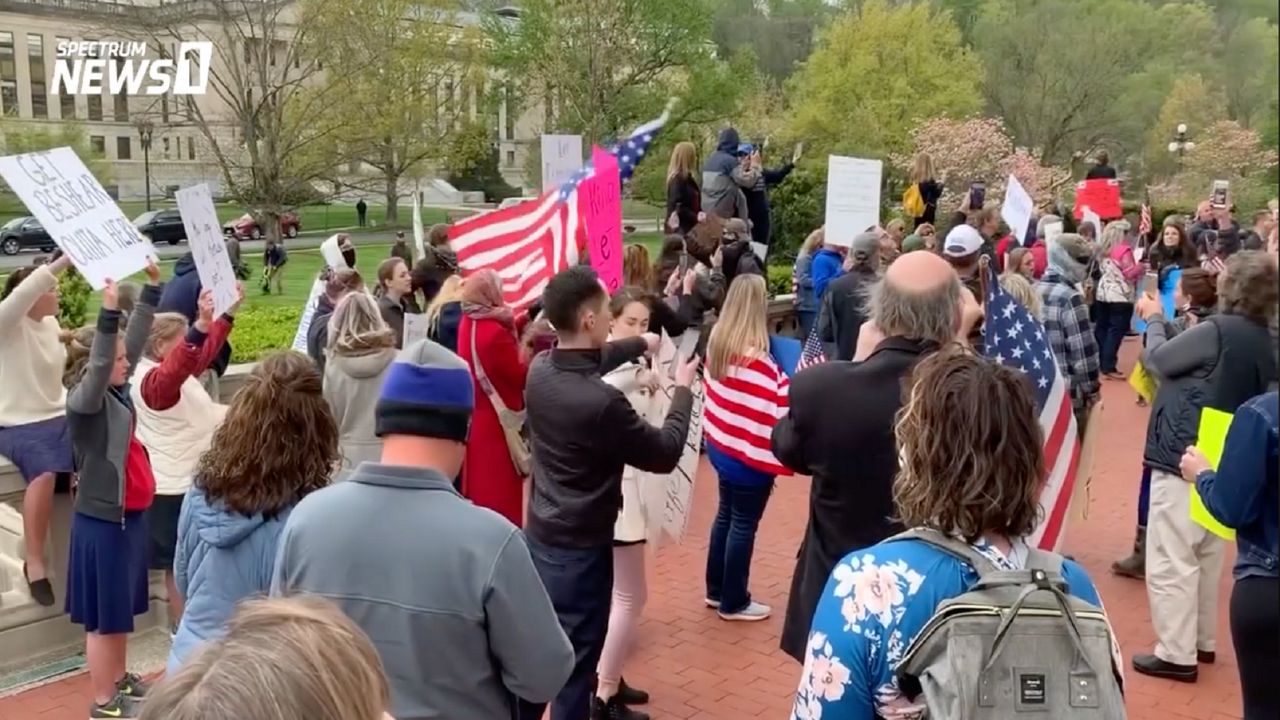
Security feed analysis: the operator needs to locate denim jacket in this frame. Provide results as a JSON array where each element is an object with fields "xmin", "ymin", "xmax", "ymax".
[
  {"xmin": 793, "ymin": 253, "xmax": 818, "ymax": 313},
  {"xmin": 1194, "ymin": 391, "xmax": 1279, "ymax": 580}
]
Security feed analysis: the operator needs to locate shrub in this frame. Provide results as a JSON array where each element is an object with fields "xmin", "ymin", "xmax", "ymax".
[
  {"xmin": 57, "ymin": 268, "xmax": 92, "ymax": 329},
  {"xmin": 228, "ymin": 305, "xmax": 304, "ymax": 363},
  {"xmin": 766, "ymin": 264, "xmax": 792, "ymax": 297},
  {"xmin": 769, "ymin": 166, "xmax": 825, "ymax": 262}
]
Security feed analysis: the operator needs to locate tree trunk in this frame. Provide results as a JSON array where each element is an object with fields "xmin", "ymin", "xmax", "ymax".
[{"xmin": 384, "ymin": 172, "xmax": 400, "ymax": 225}]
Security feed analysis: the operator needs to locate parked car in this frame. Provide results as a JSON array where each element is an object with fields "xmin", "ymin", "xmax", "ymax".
[
  {"xmin": 222, "ymin": 211, "xmax": 300, "ymax": 240},
  {"xmin": 497, "ymin": 196, "xmax": 536, "ymax": 211},
  {"xmin": 133, "ymin": 208, "xmax": 187, "ymax": 245},
  {"xmin": 0, "ymin": 216, "xmax": 56, "ymax": 255}
]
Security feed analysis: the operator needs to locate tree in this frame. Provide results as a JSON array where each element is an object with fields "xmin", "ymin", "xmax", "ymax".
[
  {"xmin": 316, "ymin": 0, "xmax": 484, "ymax": 223},
  {"xmin": 710, "ymin": 0, "xmax": 835, "ymax": 81},
  {"xmin": 0, "ymin": 120, "xmax": 113, "ymax": 193},
  {"xmin": 1151, "ymin": 120, "xmax": 1279, "ymax": 211},
  {"xmin": 785, "ymin": 0, "xmax": 981, "ymax": 161},
  {"xmin": 1141, "ymin": 75, "xmax": 1228, "ymax": 180}
]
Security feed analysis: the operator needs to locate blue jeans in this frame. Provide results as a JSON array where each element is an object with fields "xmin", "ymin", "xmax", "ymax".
[
  {"xmin": 1092, "ymin": 301, "xmax": 1134, "ymax": 374},
  {"xmin": 705, "ymin": 479, "xmax": 773, "ymax": 614},
  {"xmin": 1137, "ymin": 465, "xmax": 1151, "ymax": 527},
  {"xmin": 797, "ymin": 309, "xmax": 818, "ymax": 340},
  {"xmin": 517, "ymin": 540, "xmax": 613, "ymax": 720}
]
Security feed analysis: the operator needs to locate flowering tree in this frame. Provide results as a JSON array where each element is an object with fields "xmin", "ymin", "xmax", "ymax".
[
  {"xmin": 1150, "ymin": 120, "xmax": 1279, "ymax": 211},
  {"xmin": 892, "ymin": 116, "xmax": 1071, "ymax": 211}
]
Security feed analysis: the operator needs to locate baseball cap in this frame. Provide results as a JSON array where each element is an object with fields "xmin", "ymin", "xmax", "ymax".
[
  {"xmin": 943, "ymin": 225, "xmax": 984, "ymax": 257},
  {"xmin": 736, "ymin": 143, "xmax": 754, "ymax": 156}
]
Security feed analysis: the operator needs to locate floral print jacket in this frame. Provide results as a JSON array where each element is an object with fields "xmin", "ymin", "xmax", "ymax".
[{"xmin": 792, "ymin": 536, "xmax": 1105, "ymax": 720}]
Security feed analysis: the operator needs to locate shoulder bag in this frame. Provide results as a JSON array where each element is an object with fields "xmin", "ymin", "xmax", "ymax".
[{"xmin": 469, "ymin": 326, "xmax": 533, "ymax": 477}]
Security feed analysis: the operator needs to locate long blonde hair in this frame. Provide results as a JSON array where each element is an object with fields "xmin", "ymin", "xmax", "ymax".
[
  {"xmin": 667, "ymin": 141, "xmax": 697, "ymax": 182},
  {"xmin": 1099, "ymin": 219, "xmax": 1130, "ymax": 255},
  {"xmin": 910, "ymin": 152, "xmax": 935, "ymax": 184},
  {"xmin": 327, "ymin": 292, "xmax": 394, "ymax": 357},
  {"xmin": 800, "ymin": 228, "xmax": 825, "ymax": 257},
  {"xmin": 139, "ymin": 596, "xmax": 389, "ymax": 720},
  {"xmin": 425, "ymin": 275, "xmax": 463, "ymax": 333},
  {"xmin": 706, "ymin": 275, "xmax": 769, "ymax": 380}
]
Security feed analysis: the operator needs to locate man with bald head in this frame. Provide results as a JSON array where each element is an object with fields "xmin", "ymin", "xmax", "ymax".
[{"xmin": 772, "ymin": 251, "xmax": 980, "ymax": 661}]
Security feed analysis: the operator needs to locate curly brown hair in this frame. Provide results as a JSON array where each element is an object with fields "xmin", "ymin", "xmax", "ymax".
[
  {"xmin": 1219, "ymin": 250, "xmax": 1279, "ymax": 327},
  {"xmin": 893, "ymin": 348, "xmax": 1044, "ymax": 543},
  {"xmin": 196, "ymin": 351, "xmax": 339, "ymax": 516}
]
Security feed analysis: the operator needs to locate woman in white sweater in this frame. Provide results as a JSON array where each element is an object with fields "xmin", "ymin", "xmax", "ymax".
[
  {"xmin": 595, "ymin": 286, "xmax": 663, "ymax": 720},
  {"xmin": 0, "ymin": 254, "xmax": 75, "ymax": 607},
  {"xmin": 323, "ymin": 292, "xmax": 398, "ymax": 473}
]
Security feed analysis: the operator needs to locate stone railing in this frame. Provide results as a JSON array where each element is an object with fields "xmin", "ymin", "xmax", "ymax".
[{"xmin": 0, "ymin": 296, "xmax": 800, "ymax": 672}]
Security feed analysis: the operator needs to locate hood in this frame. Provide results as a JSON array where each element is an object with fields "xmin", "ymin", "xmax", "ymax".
[
  {"xmin": 716, "ymin": 128, "xmax": 741, "ymax": 154},
  {"xmin": 173, "ymin": 253, "xmax": 197, "ymax": 276},
  {"xmin": 1047, "ymin": 242, "xmax": 1087, "ymax": 284},
  {"xmin": 315, "ymin": 294, "xmax": 336, "ymax": 316},
  {"xmin": 189, "ymin": 488, "xmax": 271, "ymax": 549},
  {"xmin": 329, "ymin": 347, "xmax": 396, "ymax": 379}
]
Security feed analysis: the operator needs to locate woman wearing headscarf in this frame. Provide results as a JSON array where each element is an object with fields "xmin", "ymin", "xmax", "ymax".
[{"xmin": 457, "ymin": 269, "xmax": 529, "ymax": 526}]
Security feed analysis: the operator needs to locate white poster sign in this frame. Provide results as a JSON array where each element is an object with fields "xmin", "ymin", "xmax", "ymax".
[
  {"xmin": 319, "ymin": 234, "xmax": 349, "ymax": 270},
  {"xmin": 823, "ymin": 155, "xmax": 883, "ymax": 247},
  {"xmin": 291, "ymin": 278, "xmax": 327, "ymax": 352},
  {"xmin": 1044, "ymin": 221, "xmax": 1065, "ymax": 244},
  {"xmin": 639, "ymin": 332, "xmax": 704, "ymax": 548},
  {"xmin": 403, "ymin": 313, "xmax": 429, "ymax": 348},
  {"xmin": 541, "ymin": 135, "xmax": 584, "ymax": 194},
  {"xmin": 1081, "ymin": 205, "xmax": 1103, "ymax": 237},
  {"xmin": 411, "ymin": 192, "xmax": 426, "ymax": 262},
  {"xmin": 1001, "ymin": 175, "xmax": 1035, "ymax": 245},
  {"xmin": 0, "ymin": 147, "xmax": 150, "ymax": 288},
  {"xmin": 175, "ymin": 184, "xmax": 239, "ymax": 316}
]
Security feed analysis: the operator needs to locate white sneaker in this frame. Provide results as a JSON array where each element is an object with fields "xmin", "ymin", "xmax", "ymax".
[
  {"xmin": 704, "ymin": 598, "xmax": 720, "ymax": 609},
  {"xmin": 718, "ymin": 601, "xmax": 771, "ymax": 622}
]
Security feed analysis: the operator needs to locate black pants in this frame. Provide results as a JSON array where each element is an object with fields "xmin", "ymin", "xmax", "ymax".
[
  {"xmin": 1231, "ymin": 576, "xmax": 1279, "ymax": 720},
  {"xmin": 1092, "ymin": 300, "xmax": 1133, "ymax": 374}
]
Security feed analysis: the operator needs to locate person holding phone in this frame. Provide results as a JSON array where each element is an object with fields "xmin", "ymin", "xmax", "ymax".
[{"xmin": 742, "ymin": 141, "xmax": 800, "ymax": 253}]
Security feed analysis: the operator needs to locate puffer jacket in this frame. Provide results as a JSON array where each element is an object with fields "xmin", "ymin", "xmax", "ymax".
[
  {"xmin": 1142, "ymin": 312, "xmax": 1277, "ymax": 474},
  {"xmin": 700, "ymin": 128, "xmax": 757, "ymax": 220},
  {"xmin": 168, "ymin": 486, "xmax": 294, "ymax": 673}
]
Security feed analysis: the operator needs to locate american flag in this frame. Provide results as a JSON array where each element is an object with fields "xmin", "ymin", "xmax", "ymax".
[
  {"xmin": 1138, "ymin": 192, "xmax": 1152, "ymax": 238},
  {"xmin": 448, "ymin": 110, "xmax": 669, "ymax": 312},
  {"xmin": 982, "ymin": 268, "xmax": 1081, "ymax": 552},
  {"xmin": 796, "ymin": 326, "xmax": 827, "ymax": 371}
]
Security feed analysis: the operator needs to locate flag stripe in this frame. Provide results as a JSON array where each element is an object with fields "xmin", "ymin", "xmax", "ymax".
[{"xmin": 703, "ymin": 355, "xmax": 789, "ymax": 476}]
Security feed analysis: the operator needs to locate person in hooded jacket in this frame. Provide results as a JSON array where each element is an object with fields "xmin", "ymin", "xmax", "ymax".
[
  {"xmin": 817, "ymin": 232, "xmax": 880, "ymax": 361},
  {"xmin": 168, "ymin": 352, "xmax": 338, "ymax": 674},
  {"xmin": 700, "ymin": 128, "xmax": 758, "ymax": 221},
  {"xmin": 158, "ymin": 253, "xmax": 233, "ymax": 380},
  {"xmin": 306, "ymin": 269, "xmax": 365, "ymax": 374},
  {"xmin": 324, "ymin": 293, "xmax": 399, "ymax": 473},
  {"xmin": 718, "ymin": 218, "xmax": 765, "ymax": 289}
]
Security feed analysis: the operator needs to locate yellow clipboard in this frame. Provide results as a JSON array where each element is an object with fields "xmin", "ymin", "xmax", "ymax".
[{"xmin": 1191, "ymin": 407, "xmax": 1236, "ymax": 540}]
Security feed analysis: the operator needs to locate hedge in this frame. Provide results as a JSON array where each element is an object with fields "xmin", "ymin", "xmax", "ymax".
[{"xmin": 228, "ymin": 305, "xmax": 304, "ymax": 363}]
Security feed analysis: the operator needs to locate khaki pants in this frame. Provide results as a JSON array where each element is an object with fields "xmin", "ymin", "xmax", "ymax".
[{"xmin": 1146, "ymin": 469, "xmax": 1226, "ymax": 665}]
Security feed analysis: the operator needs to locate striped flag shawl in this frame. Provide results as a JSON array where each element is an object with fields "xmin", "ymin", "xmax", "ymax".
[{"xmin": 703, "ymin": 353, "xmax": 791, "ymax": 476}]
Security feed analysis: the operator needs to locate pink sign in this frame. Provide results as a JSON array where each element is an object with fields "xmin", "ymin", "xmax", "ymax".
[{"xmin": 582, "ymin": 146, "xmax": 623, "ymax": 293}]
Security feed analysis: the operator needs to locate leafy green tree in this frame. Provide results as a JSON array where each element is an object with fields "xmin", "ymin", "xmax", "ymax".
[
  {"xmin": 0, "ymin": 120, "xmax": 113, "ymax": 195},
  {"xmin": 785, "ymin": 0, "xmax": 981, "ymax": 161},
  {"xmin": 57, "ymin": 268, "xmax": 93, "ymax": 329},
  {"xmin": 1142, "ymin": 75, "xmax": 1229, "ymax": 180}
]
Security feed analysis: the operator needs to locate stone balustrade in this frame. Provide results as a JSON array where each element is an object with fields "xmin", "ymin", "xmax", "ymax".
[{"xmin": 0, "ymin": 295, "xmax": 800, "ymax": 672}]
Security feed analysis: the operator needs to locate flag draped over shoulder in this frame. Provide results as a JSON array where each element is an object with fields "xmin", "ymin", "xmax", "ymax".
[
  {"xmin": 982, "ymin": 267, "xmax": 1081, "ymax": 552},
  {"xmin": 447, "ymin": 111, "xmax": 668, "ymax": 312},
  {"xmin": 703, "ymin": 355, "xmax": 791, "ymax": 476}
]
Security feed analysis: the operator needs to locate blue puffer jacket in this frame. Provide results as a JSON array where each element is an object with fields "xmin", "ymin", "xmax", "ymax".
[{"xmin": 167, "ymin": 486, "xmax": 293, "ymax": 673}]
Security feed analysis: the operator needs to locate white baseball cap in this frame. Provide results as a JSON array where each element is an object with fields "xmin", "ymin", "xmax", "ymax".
[{"xmin": 943, "ymin": 225, "xmax": 983, "ymax": 257}]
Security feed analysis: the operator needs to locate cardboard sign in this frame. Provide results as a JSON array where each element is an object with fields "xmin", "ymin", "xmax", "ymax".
[
  {"xmin": 541, "ymin": 134, "xmax": 583, "ymax": 194},
  {"xmin": 403, "ymin": 312, "xmax": 429, "ymax": 348},
  {"xmin": 823, "ymin": 155, "xmax": 882, "ymax": 247},
  {"xmin": 1001, "ymin": 175, "xmax": 1035, "ymax": 245},
  {"xmin": 639, "ymin": 332, "xmax": 704, "ymax": 548},
  {"xmin": 1191, "ymin": 407, "xmax": 1236, "ymax": 540},
  {"xmin": 175, "ymin": 184, "xmax": 239, "ymax": 316},
  {"xmin": 1073, "ymin": 179, "xmax": 1122, "ymax": 220},
  {"xmin": 291, "ymin": 278, "xmax": 327, "ymax": 353},
  {"xmin": 0, "ymin": 147, "xmax": 150, "ymax": 288},
  {"xmin": 581, "ymin": 146, "xmax": 623, "ymax": 293}
]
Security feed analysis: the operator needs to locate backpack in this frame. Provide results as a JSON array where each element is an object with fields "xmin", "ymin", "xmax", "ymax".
[
  {"xmin": 890, "ymin": 529, "xmax": 1125, "ymax": 720},
  {"xmin": 903, "ymin": 183, "xmax": 926, "ymax": 217}
]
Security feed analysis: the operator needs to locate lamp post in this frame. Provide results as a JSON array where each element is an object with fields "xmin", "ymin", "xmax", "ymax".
[
  {"xmin": 1167, "ymin": 122, "xmax": 1194, "ymax": 171},
  {"xmin": 137, "ymin": 120, "xmax": 154, "ymax": 211}
]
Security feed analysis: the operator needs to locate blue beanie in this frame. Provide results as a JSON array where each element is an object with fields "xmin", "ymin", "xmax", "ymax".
[{"xmin": 376, "ymin": 339, "xmax": 474, "ymax": 442}]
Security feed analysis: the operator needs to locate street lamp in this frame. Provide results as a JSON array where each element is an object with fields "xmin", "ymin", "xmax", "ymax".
[
  {"xmin": 136, "ymin": 120, "xmax": 154, "ymax": 211},
  {"xmin": 1167, "ymin": 123, "xmax": 1195, "ymax": 169}
]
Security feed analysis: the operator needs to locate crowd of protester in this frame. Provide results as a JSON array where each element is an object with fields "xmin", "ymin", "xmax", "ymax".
[{"xmin": 0, "ymin": 136, "xmax": 1277, "ymax": 720}]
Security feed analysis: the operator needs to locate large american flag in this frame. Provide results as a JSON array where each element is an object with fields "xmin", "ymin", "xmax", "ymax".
[
  {"xmin": 796, "ymin": 326, "xmax": 828, "ymax": 371},
  {"xmin": 982, "ymin": 268, "xmax": 1081, "ymax": 552},
  {"xmin": 448, "ymin": 111, "xmax": 668, "ymax": 312}
]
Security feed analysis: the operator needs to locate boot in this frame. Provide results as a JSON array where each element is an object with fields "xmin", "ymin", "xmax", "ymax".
[
  {"xmin": 591, "ymin": 696, "xmax": 650, "ymax": 720},
  {"xmin": 1111, "ymin": 525, "xmax": 1146, "ymax": 579}
]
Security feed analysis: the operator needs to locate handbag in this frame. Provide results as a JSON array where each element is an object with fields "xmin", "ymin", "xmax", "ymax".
[{"xmin": 469, "ymin": 326, "xmax": 533, "ymax": 477}]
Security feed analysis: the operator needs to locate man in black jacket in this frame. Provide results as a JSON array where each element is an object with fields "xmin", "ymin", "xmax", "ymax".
[
  {"xmin": 818, "ymin": 231, "xmax": 880, "ymax": 361},
  {"xmin": 771, "ymin": 251, "xmax": 979, "ymax": 662},
  {"xmin": 520, "ymin": 266, "xmax": 700, "ymax": 720}
]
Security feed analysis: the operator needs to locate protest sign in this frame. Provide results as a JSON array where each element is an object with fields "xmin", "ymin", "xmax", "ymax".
[
  {"xmin": 403, "ymin": 313, "xmax": 429, "ymax": 347},
  {"xmin": 1044, "ymin": 221, "xmax": 1064, "ymax": 244},
  {"xmin": 582, "ymin": 147, "xmax": 623, "ymax": 293},
  {"xmin": 1081, "ymin": 205, "xmax": 1103, "ymax": 236},
  {"xmin": 1073, "ymin": 179, "xmax": 1122, "ymax": 220},
  {"xmin": 541, "ymin": 134, "xmax": 583, "ymax": 193},
  {"xmin": 319, "ymin": 234, "xmax": 349, "ymax": 270},
  {"xmin": 1001, "ymin": 175, "xmax": 1035, "ymax": 244},
  {"xmin": 175, "ymin": 184, "xmax": 238, "ymax": 316},
  {"xmin": 639, "ymin": 333, "xmax": 704, "ymax": 548},
  {"xmin": 291, "ymin": 279, "xmax": 326, "ymax": 352},
  {"xmin": 1191, "ymin": 407, "xmax": 1236, "ymax": 540},
  {"xmin": 823, "ymin": 155, "xmax": 882, "ymax": 247},
  {"xmin": 412, "ymin": 192, "xmax": 426, "ymax": 261},
  {"xmin": 0, "ymin": 147, "xmax": 150, "ymax": 288}
]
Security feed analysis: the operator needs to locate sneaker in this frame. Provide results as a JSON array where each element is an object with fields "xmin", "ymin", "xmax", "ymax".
[
  {"xmin": 615, "ymin": 678, "xmax": 650, "ymax": 706},
  {"xmin": 591, "ymin": 696, "xmax": 650, "ymax": 720},
  {"xmin": 1197, "ymin": 650, "xmax": 1216, "ymax": 664},
  {"xmin": 718, "ymin": 600, "xmax": 771, "ymax": 622},
  {"xmin": 90, "ymin": 692, "xmax": 139, "ymax": 719},
  {"xmin": 116, "ymin": 672, "xmax": 150, "ymax": 699},
  {"xmin": 1132, "ymin": 653, "xmax": 1197, "ymax": 683},
  {"xmin": 704, "ymin": 597, "xmax": 720, "ymax": 609}
]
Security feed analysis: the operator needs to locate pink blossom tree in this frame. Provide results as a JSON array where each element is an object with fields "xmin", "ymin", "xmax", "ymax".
[{"xmin": 1150, "ymin": 120, "xmax": 1278, "ymax": 211}]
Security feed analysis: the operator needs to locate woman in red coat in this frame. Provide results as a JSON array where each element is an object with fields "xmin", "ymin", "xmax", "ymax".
[{"xmin": 457, "ymin": 270, "xmax": 528, "ymax": 526}]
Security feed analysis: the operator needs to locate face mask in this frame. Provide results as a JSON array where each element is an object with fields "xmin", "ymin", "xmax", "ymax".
[{"xmin": 342, "ymin": 249, "xmax": 357, "ymax": 267}]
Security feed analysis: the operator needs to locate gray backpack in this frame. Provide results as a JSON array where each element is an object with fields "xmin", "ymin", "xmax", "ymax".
[{"xmin": 889, "ymin": 529, "xmax": 1125, "ymax": 719}]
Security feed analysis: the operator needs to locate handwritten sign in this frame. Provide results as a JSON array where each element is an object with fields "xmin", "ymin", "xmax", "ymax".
[
  {"xmin": 0, "ymin": 147, "xmax": 150, "ymax": 289},
  {"xmin": 638, "ymin": 332, "xmax": 704, "ymax": 548},
  {"xmin": 824, "ymin": 155, "xmax": 882, "ymax": 247},
  {"xmin": 291, "ymin": 279, "xmax": 326, "ymax": 353},
  {"xmin": 581, "ymin": 146, "xmax": 623, "ymax": 293},
  {"xmin": 541, "ymin": 134, "xmax": 583, "ymax": 193},
  {"xmin": 1001, "ymin": 175, "xmax": 1035, "ymax": 245},
  {"xmin": 175, "ymin": 184, "xmax": 238, "ymax": 316},
  {"xmin": 403, "ymin": 313, "xmax": 429, "ymax": 348}
]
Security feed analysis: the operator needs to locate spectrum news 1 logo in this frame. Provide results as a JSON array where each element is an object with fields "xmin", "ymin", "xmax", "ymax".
[{"xmin": 52, "ymin": 41, "xmax": 212, "ymax": 96}]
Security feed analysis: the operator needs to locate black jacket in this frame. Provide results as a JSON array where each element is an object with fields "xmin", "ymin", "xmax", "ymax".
[
  {"xmin": 525, "ymin": 337, "xmax": 693, "ymax": 548},
  {"xmin": 1085, "ymin": 163, "xmax": 1117, "ymax": 180},
  {"xmin": 665, "ymin": 175, "xmax": 701, "ymax": 235},
  {"xmin": 744, "ymin": 162, "xmax": 794, "ymax": 250},
  {"xmin": 428, "ymin": 301, "xmax": 462, "ymax": 354},
  {"xmin": 771, "ymin": 337, "xmax": 938, "ymax": 661},
  {"xmin": 913, "ymin": 178, "xmax": 943, "ymax": 226},
  {"xmin": 307, "ymin": 295, "xmax": 337, "ymax": 373},
  {"xmin": 720, "ymin": 238, "xmax": 765, "ymax": 290},
  {"xmin": 817, "ymin": 267, "xmax": 877, "ymax": 361}
]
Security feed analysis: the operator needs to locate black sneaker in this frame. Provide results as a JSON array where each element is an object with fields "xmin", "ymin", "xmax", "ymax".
[
  {"xmin": 90, "ymin": 692, "xmax": 139, "ymax": 719},
  {"xmin": 615, "ymin": 678, "xmax": 650, "ymax": 705},
  {"xmin": 1132, "ymin": 653, "xmax": 1197, "ymax": 683},
  {"xmin": 117, "ymin": 672, "xmax": 151, "ymax": 699},
  {"xmin": 1197, "ymin": 650, "xmax": 1216, "ymax": 664},
  {"xmin": 591, "ymin": 697, "xmax": 650, "ymax": 720}
]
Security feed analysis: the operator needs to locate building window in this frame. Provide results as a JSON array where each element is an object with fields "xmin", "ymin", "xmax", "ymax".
[
  {"xmin": 188, "ymin": 137, "xmax": 195, "ymax": 160},
  {"xmin": 0, "ymin": 32, "xmax": 17, "ymax": 116},
  {"xmin": 173, "ymin": 136, "xmax": 181, "ymax": 158},
  {"xmin": 56, "ymin": 37, "xmax": 74, "ymax": 119},
  {"xmin": 27, "ymin": 34, "xmax": 46, "ymax": 119},
  {"xmin": 90, "ymin": 135, "xmax": 105, "ymax": 156},
  {"xmin": 113, "ymin": 92, "xmax": 128, "ymax": 121},
  {"xmin": 87, "ymin": 94, "xmax": 103, "ymax": 121},
  {"xmin": 162, "ymin": 137, "xmax": 171, "ymax": 159},
  {"xmin": 116, "ymin": 136, "xmax": 131, "ymax": 159},
  {"xmin": 506, "ymin": 149, "xmax": 515, "ymax": 166},
  {"xmin": 503, "ymin": 85, "xmax": 516, "ymax": 141}
]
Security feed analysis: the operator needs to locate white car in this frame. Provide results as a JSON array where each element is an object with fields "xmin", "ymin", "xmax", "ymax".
[{"xmin": 497, "ymin": 196, "xmax": 537, "ymax": 211}]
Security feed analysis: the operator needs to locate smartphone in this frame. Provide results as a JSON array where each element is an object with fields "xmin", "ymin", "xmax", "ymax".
[
  {"xmin": 1211, "ymin": 179, "xmax": 1229, "ymax": 209},
  {"xmin": 969, "ymin": 181, "xmax": 986, "ymax": 208},
  {"xmin": 1141, "ymin": 271, "xmax": 1158, "ymax": 298}
]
